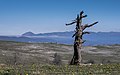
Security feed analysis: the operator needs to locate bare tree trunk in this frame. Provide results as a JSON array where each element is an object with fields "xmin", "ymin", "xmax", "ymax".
[
  {"xmin": 70, "ymin": 36, "xmax": 82, "ymax": 65},
  {"xmin": 70, "ymin": 44, "xmax": 82, "ymax": 65}
]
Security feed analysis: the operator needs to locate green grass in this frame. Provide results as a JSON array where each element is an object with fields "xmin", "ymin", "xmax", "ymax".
[{"xmin": 0, "ymin": 64, "xmax": 120, "ymax": 75}]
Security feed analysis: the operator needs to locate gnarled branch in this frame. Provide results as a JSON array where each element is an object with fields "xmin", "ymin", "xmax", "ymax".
[
  {"xmin": 82, "ymin": 32, "xmax": 90, "ymax": 35},
  {"xmin": 82, "ymin": 21, "xmax": 98, "ymax": 30},
  {"xmin": 88, "ymin": 21, "xmax": 98, "ymax": 27},
  {"xmin": 80, "ymin": 11, "xmax": 84, "ymax": 16},
  {"xmin": 66, "ymin": 21, "xmax": 76, "ymax": 26},
  {"xmin": 82, "ymin": 15, "xmax": 87, "ymax": 18},
  {"xmin": 82, "ymin": 40, "xmax": 86, "ymax": 44}
]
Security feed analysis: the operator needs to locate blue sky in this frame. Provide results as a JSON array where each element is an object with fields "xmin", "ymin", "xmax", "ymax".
[{"xmin": 0, "ymin": 0, "xmax": 120, "ymax": 35}]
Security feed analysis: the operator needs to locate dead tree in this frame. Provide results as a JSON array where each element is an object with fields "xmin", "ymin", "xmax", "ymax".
[{"xmin": 66, "ymin": 11, "xmax": 98, "ymax": 65}]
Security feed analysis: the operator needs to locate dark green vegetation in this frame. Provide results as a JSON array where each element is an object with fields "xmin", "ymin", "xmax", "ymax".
[
  {"xmin": 0, "ymin": 40, "xmax": 120, "ymax": 74},
  {"xmin": 0, "ymin": 64, "xmax": 120, "ymax": 75}
]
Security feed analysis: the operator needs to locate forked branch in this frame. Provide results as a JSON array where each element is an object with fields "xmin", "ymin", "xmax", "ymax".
[{"xmin": 82, "ymin": 21, "xmax": 98, "ymax": 30}]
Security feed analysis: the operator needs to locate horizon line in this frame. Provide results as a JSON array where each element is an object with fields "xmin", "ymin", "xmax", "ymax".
[{"xmin": 0, "ymin": 31, "xmax": 120, "ymax": 36}]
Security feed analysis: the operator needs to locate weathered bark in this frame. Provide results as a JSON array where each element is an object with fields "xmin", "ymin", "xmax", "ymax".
[
  {"xmin": 70, "ymin": 43, "xmax": 82, "ymax": 65},
  {"xmin": 66, "ymin": 11, "xmax": 98, "ymax": 65}
]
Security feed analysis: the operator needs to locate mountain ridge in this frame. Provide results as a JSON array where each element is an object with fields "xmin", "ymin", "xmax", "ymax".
[
  {"xmin": 0, "ymin": 31, "xmax": 120, "ymax": 46},
  {"xmin": 21, "ymin": 31, "xmax": 74, "ymax": 37}
]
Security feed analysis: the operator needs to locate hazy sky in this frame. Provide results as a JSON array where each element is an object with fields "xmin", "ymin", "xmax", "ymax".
[{"xmin": 0, "ymin": 0, "xmax": 120, "ymax": 35}]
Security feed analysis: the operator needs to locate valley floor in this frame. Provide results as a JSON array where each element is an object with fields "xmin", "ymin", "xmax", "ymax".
[
  {"xmin": 0, "ymin": 40, "xmax": 120, "ymax": 65},
  {"xmin": 0, "ymin": 40, "xmax": 120, "ymax": 74}
]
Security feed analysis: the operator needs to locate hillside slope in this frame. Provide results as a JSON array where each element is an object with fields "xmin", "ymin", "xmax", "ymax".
[{"xmin": 0, "ymin": 41, "xmax": 120, "ymax": 65}]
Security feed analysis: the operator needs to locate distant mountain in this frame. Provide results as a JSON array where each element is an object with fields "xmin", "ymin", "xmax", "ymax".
[
  {"xmin": 22, "ymin": 31, "xmax": 74, "ymax": 37},
  {"xmin": 0, "ymin": 31, "xmax": 120, "ymax": 46},
  {"xmin": 22, "ymin": 32, "xmax": 35, "ymax": 36}
]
